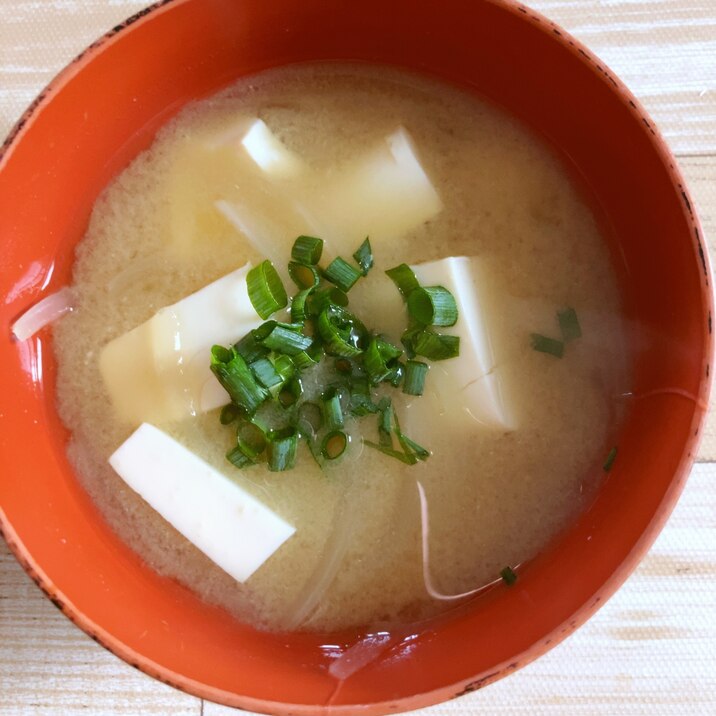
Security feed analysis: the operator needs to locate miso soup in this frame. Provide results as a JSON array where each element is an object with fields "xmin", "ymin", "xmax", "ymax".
[{"xmin": 50, "ymin": 64, "xmax": 630, "ymax": 633}]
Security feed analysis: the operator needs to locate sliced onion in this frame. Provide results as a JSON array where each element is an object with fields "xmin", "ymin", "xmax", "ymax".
[
  {"xmin": 417, "ymin": 481, "xmax": 493, "ymax": 602},
  {"xmin": 283, "ymin": 475, "xmax": 360, "ymax": 630},
  {"xmin": 11, "ymin": 287, "xmax": 75, "ymax": 341}
]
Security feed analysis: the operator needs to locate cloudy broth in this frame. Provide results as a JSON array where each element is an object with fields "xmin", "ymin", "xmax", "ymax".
[{"xmin": 53, "ymin": 64, "xmax": 630, "ymax": 633}]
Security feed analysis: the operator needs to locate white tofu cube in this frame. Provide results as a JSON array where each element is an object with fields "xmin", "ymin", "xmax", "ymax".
[
  {"xmin": 411, "ymin": 256, "xmax": 514, "ymax": 430},
  {"xmin": 109, "ymin": 423, "xmax": 295, "ymax": 582},
  {"xmin": 100, "ymin": 263, "xmax": 262, "ymax": 425}
]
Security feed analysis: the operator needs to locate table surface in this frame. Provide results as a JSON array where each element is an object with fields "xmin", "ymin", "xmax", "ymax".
[{"xmin": 1, "ymin": 1, "xmax": 715, "ymax": 714}]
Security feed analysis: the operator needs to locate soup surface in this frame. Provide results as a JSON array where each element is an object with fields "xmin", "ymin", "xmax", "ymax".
[{"xmin": 53, "ymin": 64, "xmax": 629, "ymax": 633}]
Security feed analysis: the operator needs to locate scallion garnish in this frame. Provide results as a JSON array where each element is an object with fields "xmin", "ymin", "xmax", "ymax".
[
  {"xmin": 234, "ymin": 332, "xmax": 269, "ymax": 364},
  {"xmin": 400, "ymin": 322, "xmax": 425, "ymax": 359},
  {"xmin": 210, "ymin": 346, "xmax": 268, "ymax": 415},
  {"xmin": 364, "ymin": 337, "xmax": 402, "ymax": 384},
  {"xmin": 246, "ymin": 260, "xmax": 288, "ymax": 319},
  {"xmin": 273, "ymin": 354, "xmax": 295, "ymax": 384},
  {"xmin": 308, "ymin": 285, "xmax": 349, "ymax": 314},
  {"xmin": 412, "ymin": 331, "xmax": 460, "ymax": 361},
  {"xmin": 403, "ymin": 360, "xmax": 428, "ymax": 396},
  {"xmin": 349, "ymin": 393, "xmax": 379, "ymax": 416},
  {"xmin": 214, "ymin": 235, "xmax": 459, "ymax": 472},
  {"xmin": 291, "ymin": 235, "xmax": 324, "ymax": 265},
  {"xmin": 291, "ymin": 349, "xmax": 319, "ymax": 371},
  {"xmin": 250, "ymin": 357, "xmax": 283, "ymax": 390},
  {"xmin": 321, "ymin": 387, "xmax": 345, "ymax": 430},
  {"xmin": 393, "ymin": 410, "xmax": 429, "ymax": 462},
  {"xmin": 237, "ymin": 421, "xmax": 267, "ymax": 460},
  {"xmin": 219, "ymin": 403, "xmax": 241, "ymax": 425},
  {"xmin": 407, "ymin": 286, "xmax": 458, "ymax": 327},
  {"xmin": 267, "ymin": 427, "xmax": 298, "ymax": 471},
  {"xmin": 226, "ymin": 444, "xmax": 255, "ymax": 468},
  {"xmin": 324, "ymin": 257, "xmax": 363, "ymax": 293},
  {"xmin": 363, "ymin": 440, "xmax": 416, "ymax": 464},
  {"xmin": 398, "ymin": 432, "xmax": 430, "ymax": 460},
  {"xmin": 278, "ymin": 378, "xmax": 303, "ymax": 408},
  {"xmin": 603, "ymin": 446, "xmax": 618, "ymax": 472},
  {"xmin": 500, "ymin": 566, "xmax": 518, "ymax": 586},
  {"xmin": 386, "ymin": 361, "xmax": 405, "ymax": 387},
  {"xmin": 558, "ymin": 307, "xmax": 582, "ymax": 342},
  {"xmin": 254, "ymin": 321, "xmax": 313, "ymax": 355},
  {"xmin": 352, "ymin": 237, "xmax": 373, "ymax": 276},
  {"xmin": 321, "ymin": 430, "xmax": 348, "ymax": 460},
  {"xmin": 385, "ymin": 263, "xmax": 419, "ymax": 299},
  {"xmin": 288, "ymin": 262, "xmax": 320, "ymax": 290},
  {"xmin": 290, "ymin": 287, "xmax": 313, "ymax": 323},
  {"xmin": 530, "ymin": 333, "xmax": 564, "ymax": 358},
  {"xmin": 317, "ymin": 305, "xmax": 367, "ymax": 357}
]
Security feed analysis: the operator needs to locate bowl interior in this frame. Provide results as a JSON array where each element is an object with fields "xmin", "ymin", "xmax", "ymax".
[{"xmin": 0, "ymin": 0, "xmax": 710, "ymax": 713}]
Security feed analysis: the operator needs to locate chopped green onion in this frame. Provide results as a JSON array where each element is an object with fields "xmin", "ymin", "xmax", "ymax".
[
  {"xmin": 386, "ymin": 361, "xmax": 405, "ymax": 387},
  {"xmin": 237, "ymin": 421, "xmax": 267, "ymax": 459},
  {"xmin": 363, "ymin": 440, "xmax": 416, "ymax": 465},
  {"xmin": 210, "ymin": 346, "xmax": 268, "ymax": 414},
  {"xmin": 321, "ymin": 387, "xmax": 345, "ymax": 430},
  {"xmin": 400, "ymin": 322, "xmax": 425, "ymax": 359},
  {"xmin": 219, "ymin": 404, "xmax": 241, "ymax": 425},
  {"xmin": 398, "ymin": 433, "xmax": 430, "ymax": 460},
  {"xmin": 226, "ymin": 444, "xmax": 255, "ymax": 468},
  {"xmin": 317, "ymin": 305, "xmax": 367, "ymax": 357},
  {"xmin": 413, "ymin": 331, "xmax": 460, "ymax": 361},
  {"xmin": 377, "ymin": 398, "xmax": 393, "ymax": 447},
  {"xmin": 385, "ymin": 263, "xmax": 420, "ymax": 299},
  {"xmin": 211, "ymin": 345, "xmax": 233, "ymax": 364},
  {"xmin": 321, "ymin": 430, "xmax": 348, "ymax": 460},
  {"xmin": 297, "ymin": 402, "xmax": 323, "ymax": 437},
  {"xmin": 254, "ymin": 321, "xmax": 313, "ymax": 355},
  {"xmin": 530, "ymin": 333, "xmax": 564, "ymax": 358},
  {"xmin": 500, "ymin": 566, "xmax": 518, "ymax": 586},
  {"xmin": 349, "ymin": 393, "xmax": 379, "ymax": 416},
  {"xmin": 234, "ymin": 332, "xmax": 269, "ymax": 364},
  {"xmin": 558, "ymin": 307, "xmax": 582, "ymax": 342},
  {"xmin": 407, "ymin": 286, "xmax": 458, "ymax": 327},
  {"xmin": 246, "ymin": 260, "xmax": 288, "ymax": 319},
  {"xmin": 267, "ymin": 428, "xmax": 298, "ymax": 471},
  {"xmin": 308, "ymin": 286, "xmax": 349, "ymax": 315},
  {"xmin": 324, "ymin": 257, "xmax": 362, "ymax": 292},
  {"xmin": 279, "ymin": 378, "xmax": 303, "ymax": 408},
  {"xmin": 603, "ymin": 446, "xmax": 618, "ymax": 472},
  {"xmin": 250, "ymin": 357, "xmax": 283, "ymax": 390},
  {"xmin": 273, "ymin": 354, "xmax": 296, "ymax": 383},
  {"xmin": 393, "ymin": 411, "xmax": 429, "ymax": 462},
  {"xmin": 291, "ymin": 348, "xmax": 319, "ymax": 371},
  {"xmin": 290, "ymin": 287, "xmax": 314, "ymax": 323},
  {"xmin": 306, "ymin": 337, "xmax": 323, "ymax": 362},
  {"xmin": 291, "ymin": 235, "xmax": 323, "ymax": 265},
  {"xmin": 288, "ymin": 262, "xmax": 320, "ymax": 290},
  {"xmin": 403, "ymin": 360, "xmax": 428, "ymax": 396},
  {"xmin": 352, "ymin": 238, "xmax": 373, "ymax": 276},
  {"xmin": 364, "ymin": 337, "xmax": 402, "ymax": 384}
]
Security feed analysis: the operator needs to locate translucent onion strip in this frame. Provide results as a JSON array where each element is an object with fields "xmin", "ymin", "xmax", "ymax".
[
  {"xmin": 416, "ymin": 481, "xmax": 493, "ymax": 602},
  {"xmin": 11, "ymin": 287, "xmax": 76, "ymax": 341}
]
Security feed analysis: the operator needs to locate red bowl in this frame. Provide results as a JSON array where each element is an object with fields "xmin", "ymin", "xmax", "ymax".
[{"xmin": 0, "ymin": 0, "xmax": 711, "ymax": 713}]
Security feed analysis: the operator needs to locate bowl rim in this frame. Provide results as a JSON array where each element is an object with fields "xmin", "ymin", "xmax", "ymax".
[{"xmin": 0, "ymin": 0, "xmax": 712, "ymax": 713}]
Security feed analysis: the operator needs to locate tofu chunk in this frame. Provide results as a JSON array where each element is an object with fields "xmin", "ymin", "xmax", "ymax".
[
  {"xmin": 110, "ymin": 423, "xmax": 295, "ymax": 582},
  {"xmin": 100, "ymin": 263, "xmax": 262, "ymax": 425}
]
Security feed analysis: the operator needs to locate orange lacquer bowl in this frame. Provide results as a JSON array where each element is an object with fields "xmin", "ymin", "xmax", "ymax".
[{"xmin": 0, "ymin": 1, "xmax": 711, "ymax": 713}]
